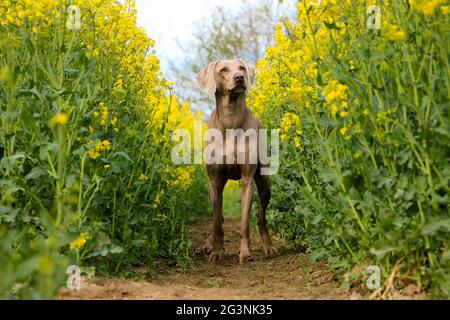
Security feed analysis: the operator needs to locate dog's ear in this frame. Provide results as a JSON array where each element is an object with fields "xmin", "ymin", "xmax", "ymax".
[
  {"xmin": 196, "ymin": 62, "xmax": 218, "ymax": 96},
  {"xmin": 238, "ymin": 59, "xmax": 256, "ymax": 87}
]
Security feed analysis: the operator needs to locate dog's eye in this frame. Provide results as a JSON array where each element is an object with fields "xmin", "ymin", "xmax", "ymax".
[
  {"xmin": 219, "ymin": 67, "xmax": 229, "ymax": 73},
  {"xmin": 239, "ymin": 66, "xmax": 246, "ymax": 71}
]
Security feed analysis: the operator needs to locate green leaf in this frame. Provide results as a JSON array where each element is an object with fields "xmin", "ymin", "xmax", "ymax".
[
  {"xmin": 369, "ymin": 247, "xmax": 398, "ymax": 259},
  {"xmin": 25, "ymin": 167, "xmax": 45, "ymax": 181},
  {"xmin": 113, "ymin": 151, "xmax": 133, "ymax": 163},
  {"xmin": 421, "ymin": 219, "xmax": 450, "ymax": 236},
  {"xmin": 318, "ymin": 167, "xmax": 336, "ymax": 183},
  {"xmin": 0, "ymin": 205, "xmax": 18, "ymax": 223}
]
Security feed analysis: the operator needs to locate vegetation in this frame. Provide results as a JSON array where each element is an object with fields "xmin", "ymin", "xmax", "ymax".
[
  {"xmin": 251, "ymin": 0, "xmax": 450, "ymax": 297},
  {"xmin": 0, "ymin": 0, "xmax": 207, "ymax": 298},
  {"xmin": 1, "ymin": 0, "xmax": 449, "ymax": 299}
]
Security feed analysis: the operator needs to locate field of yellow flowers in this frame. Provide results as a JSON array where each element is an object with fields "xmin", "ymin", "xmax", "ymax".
[
  {"xmin": 0, "ymin": 0, "xmax": 208, "ymax": 298},
  {"xmin": 251, "ymin": 0, "xmax": 449, "ymax": 297},
  {"xmin": 1, "ymin": 0, "xmax": 449, "ymax": 299}
]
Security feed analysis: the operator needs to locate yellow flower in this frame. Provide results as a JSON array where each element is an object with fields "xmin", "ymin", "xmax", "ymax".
[
  {"xmin": 93, "ymin": 111, "xmax": 99, "ymax": 118},
  {"xmin": 442, "ymin": 6, "xmax": 450, "ymax": 15},
  {"xmin": 110, "ymin": 117, "xmax": 118, "ymax": 126},
  {"xmin": 70, "ymin": 233, "xmax": 88, "ymax": 250},
  {"xmin": 323, "ymin": 80, "xmax": 350, "ymax": 117},
  {"xmin": 323, "ymin": 80, "xmax": 348, "ymax": 104},
  {"xmin": 151, "ymin": 190, "xmax": 164, "ymax": 209},
  {"xmin": 280, "ymin": 112, "xmax": 301, "ymax": 132},
  {"xmin": 0, "ymin": 66, "xmax": 13, "ymax": 83},
  {"xmin": 340, "ymin": 111, "xmax": 349, "ymax": 118},
  {"xmin": 114, "ymin": 78, "xmax": 123, "ymax": 90},
  {"xmin": 87, "ymin": 149, "xmax": 100, "ymax": 159},
  {"xmin": 101, "ymin": 140, "xmax": 112, "ymax": 150},
  {"xmin": 389, "ymin": 29, "xmax": 406, "ymax": 41},
  {"xmin": 50, "ymin": 113, "xmax": 68, "ymax": 125},
  {"xmin": 165, "ymin": 166, "xmax": 194, "ymax": 190},
  {"xmin": 354, "ymin": 151, "xmax": 363, "ymax": 159},
  {"xmin": 396, "ymin": 31, "xmax": 406, "ymax": 40},
  {"xmin": 410, "ymin": 0, "xmax": 444, "ymax": 15},
  {"xmin": 114, "ymin": 128, "xmax": 119, "ymax": 133},
  {"xmin": 139, "ymin": 173, "xmax": 149, "ymax": 181},
  {"xmin": 384, "ymin": 22, "xmax": 407, "ymax": 41},
  {"xmin": 104, "ymin": 164, "xmax": 111, "ymax": 169},
  {"xmin": 87, "ymin": 140, "xmax": 111, "ymax": 159},
  {"xmin": 330, "ymin": 104, "xmax": 338, "ymax": 116},
  {"xmin": 363, "ymin": 108, "xmax": 369, "ymax": 116},
  {"xmin": 349, "ymin": 60, "xmax": 356, "ymax": 71},
  {"xmin": 340, "ymin": 127, "xmax": 348, "ymax": 136},
  {"xmin": 341, "ymin": 101, "xmax": 348, "ymax": 109},
  {"xmin": 99, "ymin": 102, "xmax": 109, "ymax": 126},
  {"xmin": 280, "ymin": 112, "xmax": 302, "ymax": 146}
]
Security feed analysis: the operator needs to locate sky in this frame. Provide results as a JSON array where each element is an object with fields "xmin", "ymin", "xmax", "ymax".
[{"xmin": 135, "ymin": 0, "xmax": 244, "ymax": 76}]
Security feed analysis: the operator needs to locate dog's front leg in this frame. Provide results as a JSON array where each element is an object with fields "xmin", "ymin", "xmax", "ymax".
[
  {"xmin": 207, "ymin": 178, "xmax": 226, "ymax": 262},
  {"xmin": 239, "ymin": 176, "xmax": 254, "ymax": 264}
]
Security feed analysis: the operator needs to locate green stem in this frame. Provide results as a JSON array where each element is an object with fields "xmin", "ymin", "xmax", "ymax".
[{"xmin": 55, "ymin": 124, "xmax": 65, "ymax": 228}]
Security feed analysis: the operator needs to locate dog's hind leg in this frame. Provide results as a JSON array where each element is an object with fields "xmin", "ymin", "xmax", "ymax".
[{"xmin": 254, "ymin": 173, "xmax": 278, "ymax": 256}]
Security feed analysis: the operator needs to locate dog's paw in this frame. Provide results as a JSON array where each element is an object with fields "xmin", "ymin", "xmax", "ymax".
[
  {"xmin": 263, "ymin": 244, "xmax": 279, "ymax": 256},
  {"xmin": 208, "ymin": 249, "xmax": 224, "ymax": 262},
  {"xmin": 195, "ymin": 244, "xmax": 212, "ymax": 255},
  {"xmin": 239, "ymin": 253, "xmax": 254, "ymax": 264}
]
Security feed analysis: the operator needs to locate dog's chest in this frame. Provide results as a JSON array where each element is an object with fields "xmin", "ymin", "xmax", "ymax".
[
  {"xmin": 220, "ymin": 112, "xmax": 244, "ymax": 129},
  {"xmin": 206, "ymin": 130, "xmax": 257, "ymax": 162}
]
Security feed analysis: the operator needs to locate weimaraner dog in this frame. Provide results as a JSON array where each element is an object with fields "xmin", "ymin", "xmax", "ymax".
[{"xmin": 196, "ymin": 59, "xmax": 278, "ymax": 264}]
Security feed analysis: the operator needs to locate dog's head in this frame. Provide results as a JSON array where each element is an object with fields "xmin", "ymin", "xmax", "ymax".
[{"xmin": 196, "ymin": 59, "xmax": 255, "ymax": 97}]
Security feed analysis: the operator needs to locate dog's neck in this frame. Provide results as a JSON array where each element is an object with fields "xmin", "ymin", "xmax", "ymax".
[{"xmin": 214, "ymin": 92, "xmax": 247, "ymax": 129}]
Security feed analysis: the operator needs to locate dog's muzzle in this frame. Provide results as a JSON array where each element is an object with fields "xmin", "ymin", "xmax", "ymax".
[{"xmin": 229, "ymin": 84, "xmax": 247, "ymax": 95}]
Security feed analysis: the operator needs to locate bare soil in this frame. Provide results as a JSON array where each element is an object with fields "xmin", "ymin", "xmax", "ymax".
[{"xmin": 58, "ymin": 216, "xmax": 420, "ymax": 300}]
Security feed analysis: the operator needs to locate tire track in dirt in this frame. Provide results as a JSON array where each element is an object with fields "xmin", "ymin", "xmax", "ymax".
[{"xmin": 59, "ymin": 216, "xmax": 351, "ymax": 300}]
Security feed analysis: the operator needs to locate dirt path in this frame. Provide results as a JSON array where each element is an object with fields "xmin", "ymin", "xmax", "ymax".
[{"xmin": 59, "ymin": 216, "xmax": 353, "ymax": 300}]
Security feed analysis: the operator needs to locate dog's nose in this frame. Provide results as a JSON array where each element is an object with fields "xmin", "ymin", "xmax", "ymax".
[{"xmin": 234, "ymin": 73, "xmax": 245, "ymax": 83}]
